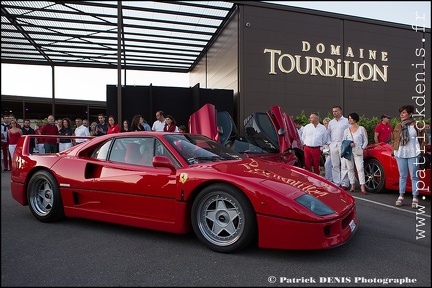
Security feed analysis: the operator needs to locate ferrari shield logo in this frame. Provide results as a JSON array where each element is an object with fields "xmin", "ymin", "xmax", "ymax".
[{"xmin": 180, "ymin": 173, "xmax": 188, "ymax": 184}]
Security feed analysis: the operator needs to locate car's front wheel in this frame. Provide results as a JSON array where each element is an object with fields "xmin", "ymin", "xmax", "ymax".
[
  {"xmin": 191, "ymin": 184, "xmax": 256, "ymax": 253},
  {"xmin": 364, "ymin": 159, "xmax": 386, "ymax": 193},
  {"xmin": 27, "ymin": 170, "xmax": 65, "ymax": 222}
]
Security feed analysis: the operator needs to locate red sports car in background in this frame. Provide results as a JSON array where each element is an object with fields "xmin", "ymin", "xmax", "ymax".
[
  {"xmin": 363, "ymin": 142, "xmax": 431, "ymax": 195},
  {"xmin": 189, "ymin": 104, "xmax": 304, "ymax": 167},
  {"xmin": 11, "ymin": 132, "xmax": 357, "ymax": 253}
]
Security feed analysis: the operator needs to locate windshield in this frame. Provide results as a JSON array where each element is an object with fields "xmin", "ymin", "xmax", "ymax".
[{"xmin": 164, "ymin": 134, "xmax": 245, "ymax": 165}]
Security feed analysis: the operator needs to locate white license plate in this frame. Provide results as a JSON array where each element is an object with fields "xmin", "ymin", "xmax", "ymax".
[{"xmin": 349, "ymin": 219, "xmax": 356, "ymax": 232}]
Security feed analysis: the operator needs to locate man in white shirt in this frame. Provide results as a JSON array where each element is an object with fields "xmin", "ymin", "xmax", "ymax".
[
  {"xmin": 327, "ymin": 106, "xmax": 350, "ymax": 189},
  {"xmin": 74, "ymin": 118, "xmax": 90, "ymax": 144},
  {"xmin": 302, "ymin": 113, "xmax": 327, "ymax": 175},
  {"xmin": 322, "ymin": 117, "xmax": 332, "ymax": 182},
  {"xmin": 152, "ymin": 110, "xmax": 166, "ymax": 132}
]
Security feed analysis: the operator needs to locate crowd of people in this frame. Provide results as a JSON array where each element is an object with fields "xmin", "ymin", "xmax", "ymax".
[
  {"xmin": 296, "ymin": 105, "xmax": 429, "ymax": 208},
  {"xmin": 1, "ymin": 110, "xmax": 187, "ymax": 169},
  {"xmin": 1, "ymin": 105, "xmax": 430, "ymax": 209}
]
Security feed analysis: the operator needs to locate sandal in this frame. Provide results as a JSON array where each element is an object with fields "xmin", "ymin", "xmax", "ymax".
[
  {"xmin": 396, "ymin": 196, "xmax": 404, "ymax": 207},
  {"xmin": 349, "ymin": 185, "xmax": 355, "ymax": 192},
  {"xmin": 412, "ymin": 197, "xmax": 419, "ymax": 209}
]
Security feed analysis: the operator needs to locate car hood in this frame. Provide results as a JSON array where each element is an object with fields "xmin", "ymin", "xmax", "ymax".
[{"xmin": 188, "ymin": 158, "xmax": 354, "ymax": 215}]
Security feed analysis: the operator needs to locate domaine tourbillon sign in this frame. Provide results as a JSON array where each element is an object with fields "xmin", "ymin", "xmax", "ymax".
[{"xmin": 264, "ymin": 40, "xmax": 389, "ymax": 82}]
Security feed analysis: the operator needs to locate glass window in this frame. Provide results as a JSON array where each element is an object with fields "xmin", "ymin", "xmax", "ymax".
[
  {"xmin": 90, "ymin": 140, "xmax": 112, "ymax": 160},
  {"xmin": 105, "ymin": 137, "xmax": 181, "ymax": 168}
]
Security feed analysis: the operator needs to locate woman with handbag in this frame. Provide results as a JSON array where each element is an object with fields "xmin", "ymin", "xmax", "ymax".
[
  {"xmin": 391, "ymin": 105, "xmax": 426, "ymax": 209},
  {"xmin": 342, "ymin": 112, "xmax": 368, "ymax": 194}
]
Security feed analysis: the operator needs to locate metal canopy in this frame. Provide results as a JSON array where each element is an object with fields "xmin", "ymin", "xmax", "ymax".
[{"xmin": 1, "ymin": 1, "xmax": 236, "ymax": 73}]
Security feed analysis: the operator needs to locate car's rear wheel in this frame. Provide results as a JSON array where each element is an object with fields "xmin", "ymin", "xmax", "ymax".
[
  {"xmin": 191, "ymin": 184, "xmax": 256, "ymax": 253},
  {"xmin": 364, "ymin": 159, "xmax": 386, "ymax": 193},
  {"xmin": 27, "ymin": 170, "xmax": 65, "ymax": 222}
]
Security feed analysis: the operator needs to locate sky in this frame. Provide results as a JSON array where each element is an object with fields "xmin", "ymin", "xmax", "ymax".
[{"xmin": 1, "ymin": 1, "xmax": 430, "ymax": 102}]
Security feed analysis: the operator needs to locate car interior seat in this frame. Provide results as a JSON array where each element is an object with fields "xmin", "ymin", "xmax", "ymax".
[
  {"xmin": 124, "ymin": 143, "xmax": 142, "ymax": 164},
  {"xmin": 110, "ymin": 147, "xmax": 126, "ymax": 163},
  {"xmin": 139, "ymin": 141, "xmax": 154, "ymax": 166}
]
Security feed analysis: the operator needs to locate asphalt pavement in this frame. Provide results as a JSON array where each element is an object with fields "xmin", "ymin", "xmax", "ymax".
[{"xmin": 1, "ymin": 171, "xmax": 431, "ymax": 287}]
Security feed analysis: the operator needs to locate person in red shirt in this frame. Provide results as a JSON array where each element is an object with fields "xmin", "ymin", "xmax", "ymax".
[
  {"xmin": 107, "ymin": 116, "xmax": 121, "ymax": 134},
  {"xmin": 163, "ymin": 115, "xmax": 178, "ymax": 132},
  {"xmin": 374, "ymin": 114, "xmax": 393, "ymax": 143},
  {"xmin": 7, "ymin": 120, "xmax": 22, "ymax": 159},
  {"xmin": 40, "ymin": 115, "xmax": 59, "ymax": 153}
]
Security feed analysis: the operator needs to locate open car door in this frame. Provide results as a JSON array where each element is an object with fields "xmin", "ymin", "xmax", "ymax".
[
  {"xmin": 188, "ymin": 103, "xmax": 219, "ymax": 143},
  {"xmin": 241, "ymin": 106, "xmax": 303, "ymax": 166},
  {"xmin": 189, "ymin": 104, "xmax": 302, "ymax": 166},
  {"xmin": 243, "ymin": 106, "xmax": 302, "ymax": 153},
  {"xmin": 267, "ymin": 106, "xmax": 303, "ymax": 152}
]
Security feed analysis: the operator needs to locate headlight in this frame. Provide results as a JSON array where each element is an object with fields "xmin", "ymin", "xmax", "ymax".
[{"xmin": 295, "ymin": 194, "xmax": 335, "ymax": 216}]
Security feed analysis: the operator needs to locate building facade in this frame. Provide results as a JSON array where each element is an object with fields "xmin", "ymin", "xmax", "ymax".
[
  {"xmin": 190, "ymin": 2, "xmax": 431, "ymax": 127},
  {"xmin": 1, "ymin": 2, "xmax": 430, "ymax": 129},
  {"xmin": 1, "ymin": 95, "xmax": 106, "ymax": 124}
]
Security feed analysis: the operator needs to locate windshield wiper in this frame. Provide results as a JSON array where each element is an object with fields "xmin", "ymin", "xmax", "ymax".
[{"xmin": 193, "ymin": 156, "xmax": 224, "ymax": 162}]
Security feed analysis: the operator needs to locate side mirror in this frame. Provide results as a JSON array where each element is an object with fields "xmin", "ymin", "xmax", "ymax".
[{"xmin": 152, "ymin": 156, "xmax": 176, "ymax": 171}]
